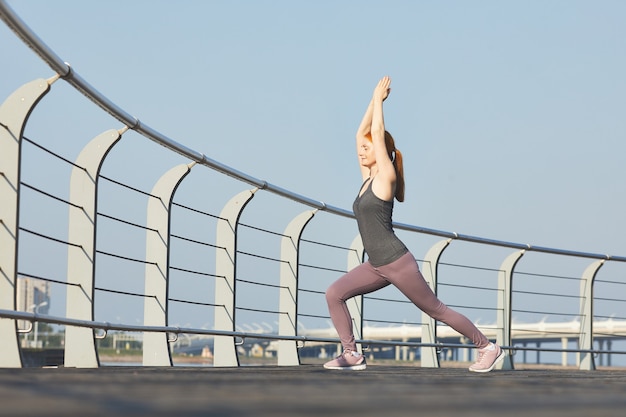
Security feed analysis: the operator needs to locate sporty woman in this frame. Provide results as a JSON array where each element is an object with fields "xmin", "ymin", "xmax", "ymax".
[{"xmin": 324, "ymin": 76, "xmax": 505, "ymax": 373}]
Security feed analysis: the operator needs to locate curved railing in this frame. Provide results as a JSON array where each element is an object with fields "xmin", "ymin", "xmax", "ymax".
[{"xmin": 2, "ymin": 0, "xmax": 626, "ymax": 370}]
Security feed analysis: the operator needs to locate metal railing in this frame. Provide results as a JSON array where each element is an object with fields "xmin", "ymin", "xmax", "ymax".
[{"xmin": 2, "ymin": 0, "xmax": 626, "ymax": 370}]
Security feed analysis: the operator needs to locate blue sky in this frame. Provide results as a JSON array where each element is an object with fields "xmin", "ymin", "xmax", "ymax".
[
  {"xmin": 3, "ymin": 1, "xmax": 626, "ymax": 349},
  {"xmin": 3, "ymin": 0, "xmax": 625, "ymax": 254}
]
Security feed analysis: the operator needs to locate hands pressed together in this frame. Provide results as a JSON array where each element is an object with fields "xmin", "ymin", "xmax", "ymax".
[{"xmin": 373, "ymin": 76, "xmax": 391, "ymax": 102}]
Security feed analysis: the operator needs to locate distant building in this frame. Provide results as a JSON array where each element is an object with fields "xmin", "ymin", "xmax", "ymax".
[{"xmin": 16, "ymin": 276, "xmax": 50, "ymax": 339}]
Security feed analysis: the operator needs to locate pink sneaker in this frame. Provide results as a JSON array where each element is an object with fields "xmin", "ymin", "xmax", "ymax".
[
  {"xmin": 469, "ymin": 343, "xmax": 505, "ymax": 373},
  {"xmin": 323, "ymin": 349, "xmax": 367, "ymax": 370}
]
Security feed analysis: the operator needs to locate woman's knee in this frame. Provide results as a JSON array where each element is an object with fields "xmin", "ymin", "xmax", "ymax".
[{"xmin": 325, "ymin": 285, "xmax": 340, "ymax": 304}]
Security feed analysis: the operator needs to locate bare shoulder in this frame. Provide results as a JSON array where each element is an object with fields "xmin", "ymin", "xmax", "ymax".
[{"xmin": 370, "ymin": 174, "xmax": 395, "ymax": 202}]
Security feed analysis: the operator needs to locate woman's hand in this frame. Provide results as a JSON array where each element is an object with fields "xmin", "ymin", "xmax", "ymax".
[{"xmin": 373, "ymin": 76, "xmax": 391, "ymax": 102}]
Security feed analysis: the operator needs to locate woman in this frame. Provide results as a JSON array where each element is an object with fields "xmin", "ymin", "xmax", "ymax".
[{"xmin": 324, "ymin": 76, "xmax": 504, "ymax": 373}]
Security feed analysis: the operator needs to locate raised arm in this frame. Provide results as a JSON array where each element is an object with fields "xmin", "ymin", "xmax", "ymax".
[
  {"xmin": 356, "ymin": 99, "xmax": 375, "ymax": 140},
  {"xmin": 369, "ymin": 76, "xmax": 396, "ymax": 200},
  {"xmin": 355, "ymin": 99, "xmax": 375, "ymax": 180},
  {"xmin": 355, "ymin": 77, "xmax": 392, "ymax": 181}
]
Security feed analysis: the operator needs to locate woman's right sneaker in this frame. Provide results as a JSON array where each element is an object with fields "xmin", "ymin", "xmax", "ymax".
[
  {"xmin": 469, "ymin": 342, "xmax": 505, "ymax": 373},
  {"xmin": 323, "ymin": 349, "xmax": 367, "ymax": 370}
]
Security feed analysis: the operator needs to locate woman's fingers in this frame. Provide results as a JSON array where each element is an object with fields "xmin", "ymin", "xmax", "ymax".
[{"xmin": 375, "ymin": 76, "xmax": 391, "ymax": 100}]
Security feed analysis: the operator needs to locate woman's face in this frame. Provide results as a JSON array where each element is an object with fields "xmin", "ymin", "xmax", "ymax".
[{"xmin": 358, "ymin": 138, "xmax": 376, "ymax": 168}]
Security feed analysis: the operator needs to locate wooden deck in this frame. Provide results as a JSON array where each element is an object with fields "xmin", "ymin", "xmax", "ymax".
[{"xmin": 1, "ymin": 364, "xmax": 626, "ymax": 416}]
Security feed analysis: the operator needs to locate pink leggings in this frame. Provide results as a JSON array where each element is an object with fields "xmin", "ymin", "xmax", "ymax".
[{"xmin": 325, "ymin": 251, "xmax": 489, "ymax": 351}]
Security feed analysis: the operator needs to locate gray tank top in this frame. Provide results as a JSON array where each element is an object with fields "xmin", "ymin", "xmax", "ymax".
[{"xmin": 353, "ymin": 179, "xmax": 408, "ymax": 267}]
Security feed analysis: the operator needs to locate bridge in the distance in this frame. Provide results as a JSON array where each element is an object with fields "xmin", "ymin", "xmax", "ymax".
[{"xmin": 162, "ymin": 318, "xmax": 626, "ymax": 368}]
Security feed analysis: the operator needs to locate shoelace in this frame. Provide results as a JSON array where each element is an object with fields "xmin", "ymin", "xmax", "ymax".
[
  {"xmin": 474, "ymin": 346, "xmax": 498, "ymax": 366},
  {"xmin": 333, "ymin": 349, "xmax": 359, "ymax": 361},
  {"xmin": 340, "ymin": 349, "xmax": 352, "ymax": 359}
]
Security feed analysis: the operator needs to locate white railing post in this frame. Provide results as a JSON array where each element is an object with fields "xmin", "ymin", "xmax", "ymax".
[
  {"xmin": 0, "ymin": 77, "xmax": 52, "ymax": 368},
  {"xmin": 65, "ymin": 128, "xmax": 124, "ymax": 368},
  {"xmin": 420, "ymin": 238, "xmax": 452, "ymax": 368},
  {"xmin": 142, "ymin": 163, "xmax": 194, "ymax": 366},
  {"xmin": 579, "ymin": 259, "xmax": 604, "ymax": 370},
  {"xmin": 277, "ymin": 209, "xmax": 316, "ymax": 365},
  {"xmin": 213, "ymin": 188, "xmax": 256, "ymax": 366},
  {"xmin": 497, "ymin": 249, "xmax": 525, "ymax": 370}
]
